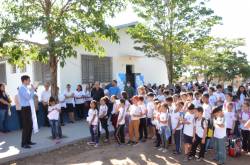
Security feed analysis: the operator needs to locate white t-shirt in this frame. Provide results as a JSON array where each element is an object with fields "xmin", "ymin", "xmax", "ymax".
[
  {"xmin": 159, "ymin": 112, "xmax": 169, "ymax": 127},
  {"xmin": 147, "ymin": 101, "xmax": 155, "ymax": 118},
  {"xmin": 170, "ymin": 111, "xmax": 183, "ymax": 130},
  {"xmin": 129, "ymin": 105, "xmax": 141, "ymax": 121},
  {"xmin": 157, "ymin": 95, "xmax": 165, "ymax": 102},
  {"xmin": 224, "ymin": 111, "xmax": 236, "ymax": 129},
  {"xmin": 138, "ymin": 103, "xmax": 147, "ymax": 118},
  {"xmin": 47, "ymin": 104, "xmax": 61, "ymax": 120},
  {"xmin": 112, "ymin": 100, "xmax": 120, "ymax": 114},
  {"xmin": 41, "ymin": 90, "xmax": 51, "ymax": 103},
  {"xmin": 99, "ymin": 105, "xmax": 108, "ymax": 117},
  {"xmin": 64, "ymin": 90, "xmax": 75, "ymax": 104},
  {"xmin": 241, "ymin": 112, "xmax": 250, "ymax": 130},
  {"xmin": 74, "ymin": 90, "xmax": 85, "ymax": 104},
  {"xmin": 87, "ymin": 109, "xmax": 98, "ymax": 125},
  {"xmin": 202, "ymin": 103, "xmax": 212, "ymax": 120},
  {"xmin": 209, "ymin": 94, "xmax": 217, "ymax": 107},
  {"xmin": 192, "ymin": 99, "xmax": 201, "ymax": 108},
  {"xmin": 215, "ymin": 92, "xmax": 226, "ymax": 105},
  {"xmin": 117, "ymin": 107, "xmax": 126, "ymax": 125},
  {"xmin": 214, "ymin": 116, "xmax": 227, "ymax": 139},
  {"xmin": 58, "ymin": 94, "xmax": 66, "ymax": 108},
  {"xmin": 195, "ymin": 118, "xmax": 208, "ymax": 138},
  {"xmin": 183, "ymin": 112, "xmax": 195, "ymax": 137}
]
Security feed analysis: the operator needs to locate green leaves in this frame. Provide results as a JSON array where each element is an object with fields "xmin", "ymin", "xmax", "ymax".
[{"xmin": 128, "ymin": 0, "xmax": 221, "ymax": 83}]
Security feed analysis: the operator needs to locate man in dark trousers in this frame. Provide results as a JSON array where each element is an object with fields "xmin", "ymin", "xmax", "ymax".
[
  {"xmin": 18, "ymin": 75, "xmax": 36, "ymax": 149},
  {"xmin": 91, "ymin": 81, "xmax": 104, "ymax": 102}
]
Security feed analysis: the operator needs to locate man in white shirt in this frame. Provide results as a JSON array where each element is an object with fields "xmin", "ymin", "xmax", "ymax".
[{"xmin": 41, "ymin": 82, "xmax": 51, "ymax": 127}]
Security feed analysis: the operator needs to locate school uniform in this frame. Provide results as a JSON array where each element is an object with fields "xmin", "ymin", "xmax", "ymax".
[
  {"xmin": 170, "ymin": 110, "xmax": 183, "ymax": 153},
  {"xmin": 190, "ymin": 118, "xmax": 208, "ymax": 159},
  {"xmin": 47, "ymin": 104, "xmax": 62, "ymax": 139},
  {"xmin": 129, "ymin": 105, "xmax": 141, "ymax": 143},
  {"xmin": 224, "ymin": 111, "xmax": 236, "ymax": 136},
  {"xmin": 159, "ymin": 112, "xmax": 170, "ymax": 149},
  {"xmin": 64, "ymin": 90, "xmax": 75, "ymax": 122},
  {"xmin": 183, "ymin": 112, "xmax": 195, "ymax": 145},
  {"xmin": 99, "ymin": 104, "xmax": 109, "ymax": 140},
  {"xmin": 213, "ymin": 116, "xmax": 227, "ymax": 165},
  {"xmin": 41, "ymin": 90, "xmax": 51, "ymax": 126},
  {"xmin": 58, "ymin": 94, "xmax": 66, "ymax": 125},
  {"xmin": 153, "ymin": 110, "xmax": 161, "ymax": 147},
  {"xmin": 87, "ymin": 108, "xmax": 99, "ymax": 144},
  {"xmin": 111, "ymin": 100, "xmax": 120, "ymax": 134},
  {"xmin": 146, "ymin": 101, "xmax": 154, "ymax": 127},
  {"xmin": 74, "ymin": 90, "xmax": 85, "ymax": 120},
  {"xmin": 139, "ymin": 103, "xmax": 148, "ymax": 140},
  {"xmin": 116, "ymin": 107, "xmax": 126, "ymax": 144},
  {"xmin": 240, "ymin": 111, "xmax": 250, "ymax": 152}
]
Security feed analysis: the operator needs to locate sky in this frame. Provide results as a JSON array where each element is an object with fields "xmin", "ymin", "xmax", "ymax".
[{"xmin": 107, "ymin": 0, "xmax": 250, "ymax": 59}]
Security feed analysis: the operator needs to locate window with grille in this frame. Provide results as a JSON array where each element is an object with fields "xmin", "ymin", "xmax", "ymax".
[
  {"xmin": 12, "ymin": 65, "xmax": 17, "ymax": 73},
  {"xmin": 33, "ymin": 62, "xmax": 51, "ymax": 84},
  {"xmin": 0, "ymin": 63, "xmax": 7, "ymax": 84},
  {"xmin": 81, "ymin": 55, "xmax": 112, "ymax": 83}
]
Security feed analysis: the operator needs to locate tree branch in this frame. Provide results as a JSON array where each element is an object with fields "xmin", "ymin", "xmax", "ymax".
[
  {"xmin": 59, "ymin": 0, "xmax": 72, "ymax": 16},
  {"xmin": 14, "ymin": 39, "xmax": 48, "ymax": 47}
]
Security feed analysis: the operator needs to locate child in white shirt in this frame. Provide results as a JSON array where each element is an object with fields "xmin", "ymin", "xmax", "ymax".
[
  {"xmin": 170, "ymin": 101, "xmax": 184, "ymax": 154},
  {"xmin": 138, "ymin": 95, "xmax": 148, "ymax": 142},
  {"xmin": 240, "ymin": 102, "xmax": 250, "ymax": 153},
  {"xmin": 159, "ymin": 103, "xmax": 170, "ymax": 153},
  {"xmin": 87, "ymin": 100, "xmax": 99, "ymax": 147},
  {"xmin": 99, "ymin": 97, "xmax": 109, "ymax": 142},
  {"xmin": 48, "ymin": 97, "xmax": 62, "ymax": 142},
  {"xmin": 213, "ymin": 106, "xmax": 226, "ymax": 165},
  {"xmin": 115, "ymin": 99, "xmax": 126, "ymax": 145},
  {"xmin": 224, "ymin": 102, "xmax": 236, "ymax": 136},
  {"xmin": 146, "ymin": 93, "xmax": 155, "ymax": 138}
]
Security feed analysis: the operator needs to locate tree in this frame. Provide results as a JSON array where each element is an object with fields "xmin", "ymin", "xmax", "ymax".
[
  {"xmin": 127, "ymin": 0, "xmax": 221, "ymax": 84},
  {"xmin": 0, "ymin": 0, "xmax": 125, "ymax": 96},
  {"xmin": 183, "ymin": 38, "xmax": 250, "ymax": 83}
]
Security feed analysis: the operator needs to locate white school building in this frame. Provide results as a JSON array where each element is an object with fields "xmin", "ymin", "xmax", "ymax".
[{"xmin": 0, "ymin": 22, "xmax": 169, "ymax": 99}]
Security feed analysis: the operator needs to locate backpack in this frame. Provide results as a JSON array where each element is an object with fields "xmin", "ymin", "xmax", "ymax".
[
  {"xmin": 228, "ymin": 137, "xmax": 242, "ymax": 157},
  {"xmin": 195, "ymin": 117, "xmax": 207, "ymax": 130}
]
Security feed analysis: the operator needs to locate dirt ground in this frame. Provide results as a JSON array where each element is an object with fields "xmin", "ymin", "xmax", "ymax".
[{"xmin": 6, "ymin": 138, "xmax": 250, "ymax": 165}]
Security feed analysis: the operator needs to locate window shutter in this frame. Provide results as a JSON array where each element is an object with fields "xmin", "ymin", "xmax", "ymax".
[{"xmin": 0, "ymin": 63, "xmax": 7, "ymax": 84}]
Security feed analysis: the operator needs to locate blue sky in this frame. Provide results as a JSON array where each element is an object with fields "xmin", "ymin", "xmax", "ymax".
[{"xmin": 107, "ymin": 0, "xmax": 250, "ymax": 59}]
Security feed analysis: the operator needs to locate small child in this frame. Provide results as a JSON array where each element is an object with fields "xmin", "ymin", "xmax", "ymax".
[
  {"xmin": 153, "ymin": 100, "xmax": 161, "ymax": 148},
  {"xmin": 115, "ymin": 99, "xmax": 126, "ymax": 145},
  {"xmin": 158, "ymin": 103, "xmax": 170, "ymax": 153},
  {"xmin": 99, "ymin": 97, "xmax": 109, "ymax": 143},
  {"xmin": 189, "ymin": 107, "xmax": 208, "ymax": 161},
  {"xmin": 224, "ymin": 102, "xmax": 236, "ymax": 137},
  {"xmin": 170, "ymin": 101, "xmax": 184, "ymax": 155},
  {"xmin": 240, "ymin": 102, "xmax": 250, "ymax": 153},
  {"xmin": 183, "ymin": 103, "xmax": 195, "ymax": 161},
  {"xmin": 213, "ymin": 106, "xmax": 227, "ymax": 165},
  {"xmin": 87, "ymin": 100, "xmax": 99, "ymax": 147},
  {"xmin": 138, "ymin": 95, "xmax": 148, "ymax": 142},
  {"xmin": 146, "ymin": 92, "xmax": 155, "ymax": 139},
  {"xmin": 48, "ymin": 97, "xmax": 62, "ymax": 143}
]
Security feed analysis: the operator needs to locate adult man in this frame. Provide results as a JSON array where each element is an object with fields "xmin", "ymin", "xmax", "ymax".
[
  {"xmin": 124, "ymin": 81, "xmax": 135, "ymax": 99},
  {"xmin": 41, "ymin": 82, "xmax": 51, "ymax": 127},
  {"xmin": 18, "ymin": 75, "xmax": 36, "ymax": 149},
  {"xmin": 109, "ymin": 80, "xmax": 120, "ymax": 97},
  {"xmin": 91, "ymin": 81, "xmax": 104, "ymax": 102}
]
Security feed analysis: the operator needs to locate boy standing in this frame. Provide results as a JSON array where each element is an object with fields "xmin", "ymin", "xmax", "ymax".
[
  {"xmin": 189, "ymin": 107, "xmax": 208, "ymax": 161},
  {"xmin": 213, "ymin": 106, "xmax": 227, "ymax": 165}
]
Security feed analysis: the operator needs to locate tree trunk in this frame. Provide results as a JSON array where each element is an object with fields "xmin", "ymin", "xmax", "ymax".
[
  {"xmin": 165, "ymin": 55, "xmax": 173, "ymax": 86},
  {"xmin": 49, "ymin": 54, "xmax": 58, "ymax": 97}
]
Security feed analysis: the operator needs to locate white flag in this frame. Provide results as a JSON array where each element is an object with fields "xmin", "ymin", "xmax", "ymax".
[{"xmin": 29, "ymin": 99, "xmax": 39, "ymax": 133}]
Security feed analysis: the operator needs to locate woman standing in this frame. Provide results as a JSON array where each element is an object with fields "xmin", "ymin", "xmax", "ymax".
[
  {"xmin": 0, "ymin": 83, "xmax": 11, "ymax": 133},
  {"xmin": 64, "ymin": 84, "xmax": 75, "ymax": 123},
  {"xmin": 74, "ymin": 85, "xmax": 85, "ymax": 120}
]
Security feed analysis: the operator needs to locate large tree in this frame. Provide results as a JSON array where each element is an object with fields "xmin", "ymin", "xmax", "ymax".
[
  {"xmin": 0, "ymin": 0, "xmax": 125, "ymax": 96},
  {"xmin": 127, "ymin": 0, "xmax": 221, "ymax": 84}
]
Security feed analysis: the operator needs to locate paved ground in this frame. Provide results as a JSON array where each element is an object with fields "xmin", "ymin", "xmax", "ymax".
[{"xmin": 0, "ymin": 121, "xmax": 92, "ymax": 164}]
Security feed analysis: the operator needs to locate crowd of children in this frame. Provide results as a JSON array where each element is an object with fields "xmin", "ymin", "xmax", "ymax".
[{"xmin": 84, "ymin": 84, "xmax": 250, "ymax": 165}]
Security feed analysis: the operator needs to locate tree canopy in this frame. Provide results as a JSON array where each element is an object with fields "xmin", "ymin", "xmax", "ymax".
[
  {"xmin": 0, "ymin": 0, "xmax": 126, "ymax": 96},
  {"xmin": 127, "ymin": 0, "xmax": 221, "ymax": 84}
]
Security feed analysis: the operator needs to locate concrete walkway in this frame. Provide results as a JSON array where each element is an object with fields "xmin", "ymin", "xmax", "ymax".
[{"xmin": 0, "ymin": 121, "xmax": 95, "ymax": 164}]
